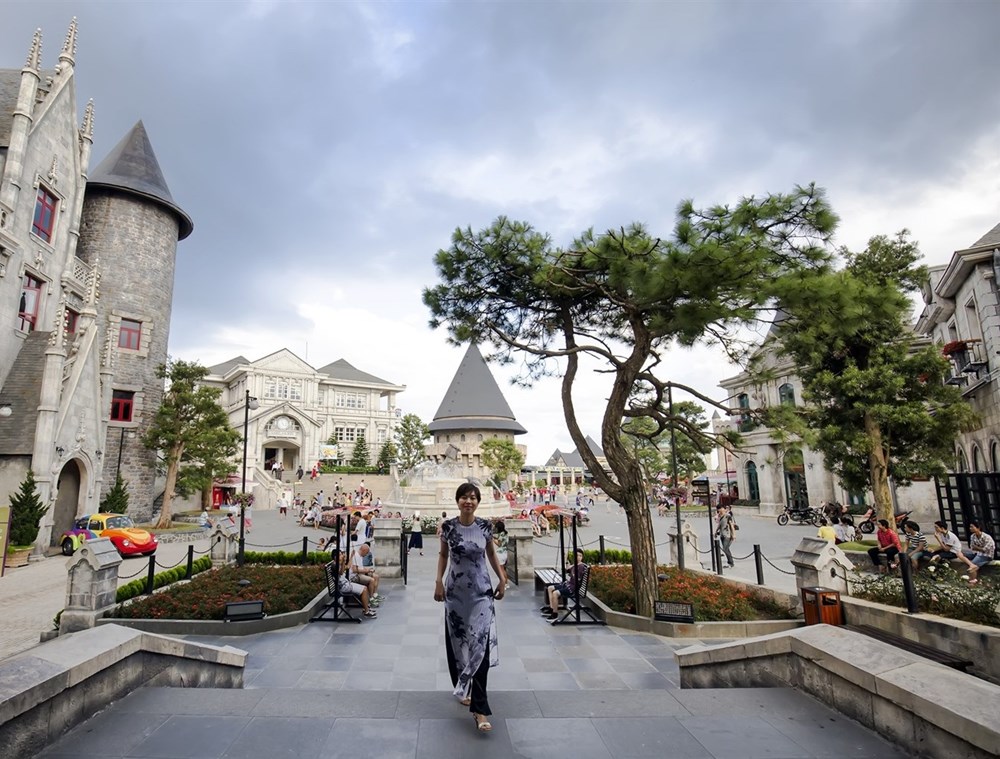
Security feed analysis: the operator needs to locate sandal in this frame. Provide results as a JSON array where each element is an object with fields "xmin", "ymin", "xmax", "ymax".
[
  {"xmin": 459, "ymin": 696, "xmax": 471, "ymax": 706},
  {"xmin": 363, "ymin": 609, "xmax": 378, "ymax": 617},
  {"xmin": 473, "ymin": 713, "xmax": 492, "ymax": 732}
]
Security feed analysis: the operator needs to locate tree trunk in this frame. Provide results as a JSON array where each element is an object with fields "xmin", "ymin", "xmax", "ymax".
[
  {"xmin": 155, "ymin": 443, "xmax": 183, "ymax": 529},
  {"xmin": 864, "ymin": 412, "xmax": 894, "ymax": 525},
  {"xmin": 622, "ymin": 485, "xmax": 658, "ymax": 618}
]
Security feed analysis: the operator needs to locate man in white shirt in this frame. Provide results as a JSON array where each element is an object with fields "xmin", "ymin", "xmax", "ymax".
[
  {"xmin": 349, "ymin": 543, "xmax": 381, "ymax": 604},
  {"xmin": 930, "ymin": 520, "xmax": 976, "ymax": 571}
]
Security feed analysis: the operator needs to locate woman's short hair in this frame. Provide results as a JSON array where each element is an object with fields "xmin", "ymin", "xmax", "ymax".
[{"xmin": 455, "ymin": 482, "xmax": 481, "ymax": 502}]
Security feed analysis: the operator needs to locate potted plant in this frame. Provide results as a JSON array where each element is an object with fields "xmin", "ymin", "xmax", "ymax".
[
  {"xmin": 941, "ymin": 340, "xmax": 970, "ymax": 369},
  {"xmin": 5, "ymin": 470, "xmax": 48, "ymax": 568}
]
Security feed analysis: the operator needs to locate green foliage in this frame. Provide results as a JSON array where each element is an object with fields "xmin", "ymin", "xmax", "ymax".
[
  {"xmin": 621, "ymin": 401, "xmax": 709, "ymax": 483},
  {"xmin": 242, "ymin": 550, "xmax": 333, "ymax": 565},
  {"xmin": 115, "ymin": 555, "xmax": 213, "ymax": 603},
  {"xmin": 144, "ymin": 361, "xmax": 241, "ymax": 525},
  {"xmin": 8, "ymin": 469, "xmax": 47, "ymax": 546},
  {"xmin": 423, "ymin": 186, "xmax": 838, "ymax": 617},
  {"xmin": 377, "ymin": 439, "xmax": 398, "ymax": 471},
  {"xmin": 569, "ymin": 548, "xmax": 633, "ymax": 565},
  {"xmin": 588, "ymin": 565, "xmax": 794, "ymax": 621},
  {"xmin": 850, "ymin": 564, "xmax": 1000, "ymax": 627},
  {"xmin": 100, "ymin": 474, "xmax": 130, "ymax": 514},
  {"xmin": 480, "ymin": 438, "xmax": 525, "ymax": 486},
  {"xmin": 395, "ymin": 413, "xmax": 430, "ymax": 471},
  {"xmin": 319, "ymin": 464, "xmax": 378, "ymax": 474},
  {"xmin": 769, "ymin": 232, "xmax": 976, "ymax": 513},
  {"xmin": 350, "ymin": 436, "xmax": 370, "ymax": 468}
]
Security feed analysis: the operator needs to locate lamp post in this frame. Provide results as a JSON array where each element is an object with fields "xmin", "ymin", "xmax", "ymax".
[
  {"xmin": 669, "ymin": 384, "xmax": 683, "ymax": 571},
  {"xmin": 239, "ymin": 390, "xmax": 259, "ymax": 566}
]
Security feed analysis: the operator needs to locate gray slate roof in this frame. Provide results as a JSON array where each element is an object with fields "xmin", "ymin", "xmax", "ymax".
[
  {"xmin": 429, "ymin": 344, "xmax": 526, "ymax": 435},
  {"xmin": 0, "ymin": 331, "xmax": 48, "ymax": 454},
  {"xmin": 970, "ymin": 221, "xmax": 1000, "ymax": 250},
  {"xmin": 87, "ymin": 121, "xmax": 194, "ymax": 240},
  {"xmin": 316, "ymin": 359, "xmax": 394, "ymax": 386},
  {"xmin": 206, "ymin": 356, "xmax": 249, "ymax": 376},
  {"xmin": 545, "ymin": 434, "xmax": 604, "ymax": 467}
]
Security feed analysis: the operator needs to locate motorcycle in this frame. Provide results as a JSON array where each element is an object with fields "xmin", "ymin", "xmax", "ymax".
[
  {"xmin": 857, "ymin": 509, "xmax": 911, "ymax": 534},
  {"xmin": 776, "ymin": 505, "xmax": 821, "ymax": 526}
]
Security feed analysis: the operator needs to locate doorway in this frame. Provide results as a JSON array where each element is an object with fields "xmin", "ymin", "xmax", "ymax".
[{"xmin": 51, "ymin": 459, "xmax": 82, "ymax": 545}]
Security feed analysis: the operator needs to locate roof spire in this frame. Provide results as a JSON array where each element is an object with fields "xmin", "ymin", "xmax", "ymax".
[
  {"xmin": 25, "ymin": 28, "xmax": 42, "ymax": 71},
  {"xmin": 80, "ymin": 99, "xmax": 95, "ymax": 142},
  {"xmin": 58, "ymin": 17, "xmax": 78, "ymax": 69}
]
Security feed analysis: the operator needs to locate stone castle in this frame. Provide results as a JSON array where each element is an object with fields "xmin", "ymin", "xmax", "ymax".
[{"xmin": 0, "ymin": 20, "xmax": 190, "ymax": 549}]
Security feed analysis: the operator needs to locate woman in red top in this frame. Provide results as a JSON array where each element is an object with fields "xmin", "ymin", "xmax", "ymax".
[{"xmin": 867, "ymin": 519, "xmax": 902, "ymax": 573}]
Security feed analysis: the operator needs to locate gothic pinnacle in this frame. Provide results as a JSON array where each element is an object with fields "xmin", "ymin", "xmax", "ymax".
[
  {"xmin": 59, "ymin": 17, "xmax": 78, "ymax": 68},
  {"xmin": 25, "ymin": 28, "xmax": 42, "ymax": 71},
  {"xmin": 81, "ymin": 99, "xmax": 95, "ymax": 141}
]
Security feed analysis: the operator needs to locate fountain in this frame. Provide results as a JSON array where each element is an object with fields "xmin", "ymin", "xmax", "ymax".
[{"xmin": 386, "ymin": 459, "xmax": 514, "ymax": 519}]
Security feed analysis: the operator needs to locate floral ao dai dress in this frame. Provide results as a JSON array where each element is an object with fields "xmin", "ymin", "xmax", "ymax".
[{"xmin": 441, "ymin": 516, "xmax": 499, "ymax": 700}]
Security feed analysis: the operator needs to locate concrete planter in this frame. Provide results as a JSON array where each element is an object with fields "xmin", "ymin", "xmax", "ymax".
[{"xmin": 96, "ymin": 587, "xmax": 332, "ymax": 636}]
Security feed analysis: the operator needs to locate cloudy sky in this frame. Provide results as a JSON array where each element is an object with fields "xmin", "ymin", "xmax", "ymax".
[{"xmin": 5, "ymin": 1, "xmax": 1000, "ymax": 463}]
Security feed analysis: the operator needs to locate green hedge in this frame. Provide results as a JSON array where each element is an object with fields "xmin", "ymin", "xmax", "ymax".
[
  {"xmin": 116, "ymin": 555, "xmax": 213, "ymax": 603},
  {"xmin": 242, "ymin": 550, "xmax": 333, "ymax": 566},
  {"xmin": 567, "ymin": 548, "xmax": 632, "ymax": 565}
]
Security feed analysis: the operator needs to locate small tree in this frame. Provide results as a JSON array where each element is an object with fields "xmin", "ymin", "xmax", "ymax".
[
  {"xmin": 100, "ymin": 474, "xmax": 130, "ymax": 514},
  {"xmin": 144, "ymin": 361, "xmax": 241, "ymax": 529},
  {"xmin": 480, "ymin": 437, "xmax": 525, "ymax": 488},
  {"xmin": 350, "ymin": 436, "xmax": 370, "ymax": 468},
  {"xmin": 395, "ymin": 413, "xmax": 430, "ymax": 471},
  {"xmin": 377, "ymin": 439, "xmax": 398, "ymax": 471},
  {"xmin": 622, "ymin": 401, "xmax": 711, "ymax": 487},
  {"xmin": 9, "ymin": 469, "xmax": 48, "ymax": 546}
]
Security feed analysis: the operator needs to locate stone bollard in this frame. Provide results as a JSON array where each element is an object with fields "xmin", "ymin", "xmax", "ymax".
[
  {"xmin": 210, "ymin": 521, "xmax": 239, "ymax": 566},
  {"xmin": 60, "ymin": 538, "xmax": 122, "ymax": 635},
  {"xmin": 373, "ymin": 518, "xmax": 402, "ymax": 578},
  {"xmin": 790, "ymin": 537, "xmax": 854, "ymax": 606},
  {"xmin": 506, "ymin": 519, "xmax": 534, "ymax": 583},
  {"xmin": 667, "ymin": 519, "xmax": 701, "ymax": 569}
]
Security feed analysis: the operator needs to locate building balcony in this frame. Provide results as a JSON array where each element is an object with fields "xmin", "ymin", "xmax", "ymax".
[{"xmin": 943, "ymin": 339, "xmax": 989, "ymax": 375}]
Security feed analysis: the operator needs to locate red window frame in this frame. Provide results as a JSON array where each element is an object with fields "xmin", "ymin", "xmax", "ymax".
[
  {"xmin": 65, "ymin": 309, "xmax": 79, "ymax": 335},
  {"xmin": 18, "ymin": 275, "xmax": 43, "ymax": 332},
  {"xmin": 110, "ymin": 390, "xmax": 134, "ymax": 422},
  {"xmin": 119, "ymin": 319, "xmax": 142, "ymax": 350},
  {"xmin": 32, "ymin": 187, "xmax": 57, "ymax": 242}
]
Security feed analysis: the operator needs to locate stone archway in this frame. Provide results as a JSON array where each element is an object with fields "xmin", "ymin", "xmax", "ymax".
[{"xmin": 51, "ymin": 459, "xmax": 82, "ymax": 545}]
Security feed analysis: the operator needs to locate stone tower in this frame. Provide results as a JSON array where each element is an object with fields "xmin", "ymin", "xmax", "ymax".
[
  {"xmin": 424, "ymin": 343, "xmax": 527, "ymax": 480},
  {"xmin": 77, "ymin": 121, "xmax": 193, "ymax": 520}
]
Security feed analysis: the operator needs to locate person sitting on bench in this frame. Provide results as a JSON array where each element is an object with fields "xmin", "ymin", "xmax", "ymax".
[
  {"xmin": 349, "ymin": 543, "xmax": 382, "ymax": 606},
  {"xmin": 929, "ymin": 520, "xmax": 976, "ymax": 572},
  {"xmin": 868, "ymin": 519, "xmax": 902, "ymax": 573},
  {"xmin": 541, "ymin": 549, "xmax": 586, "ymax": 620},
  {"xmin": 335, "ymin": 554, "xmax": 378, "ymax": 618},
  {"xmin": 963, "ymin": 521, "xmax": 997, "ymax": 586}
]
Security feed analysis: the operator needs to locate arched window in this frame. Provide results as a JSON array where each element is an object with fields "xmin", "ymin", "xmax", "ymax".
[
  {"xmin": 778, "ymin": 383, "xmax": 795, "ymax": 406},
  {"xmin": 991, "ymin": 441, "xmax": 999, "ymax": 472},
  {"xmin": 737, "ymin": 393, "xmax": 754, "ymax": 432},
  {"xmin": 478, "ymin": 434, "xmax": 483, "ymax": 442},
  {"xmin": 973, "ymin": 445, "xmax": 984, "ymax": 472},
  {"xmin": 957, "ymin": 448, "xmax": 968, "ymax": 473},
  {"xmin": 460, "ymin": 434, "xmax": 466, "ymax": 442},
  {"xmin": 745, "ymin": 461, "xmax": 760, "ymax": 502}
]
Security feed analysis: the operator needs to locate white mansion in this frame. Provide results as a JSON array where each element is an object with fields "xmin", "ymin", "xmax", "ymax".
[{"xmin": 202, "ymin": 350, "xmax": 405, "ymax": 486}]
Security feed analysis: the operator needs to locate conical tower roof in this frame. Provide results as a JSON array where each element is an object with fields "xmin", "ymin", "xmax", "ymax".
[
  {"xmin": 87, "ymin": 120, "xmax": 193, "ymax": 239},
  {"xmin": 429, "ymin": 343, "xmax": 527, "ymax": 435}
]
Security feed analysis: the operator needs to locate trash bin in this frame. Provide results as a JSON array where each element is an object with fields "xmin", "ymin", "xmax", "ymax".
[{"xmin": 801, "ymin": 586, "xmax": 843, "ymax": 626}]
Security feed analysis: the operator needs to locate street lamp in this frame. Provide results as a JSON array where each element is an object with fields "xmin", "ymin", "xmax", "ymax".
[{"xmin": 239, "ymin": 390, "xmax": 259, "ymax": 566}]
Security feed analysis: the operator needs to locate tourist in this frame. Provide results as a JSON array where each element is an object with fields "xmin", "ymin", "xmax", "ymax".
[
  {"xmin": 715, "ymin": 504, "xmax": 735, "ymax": 567},
  {"xmin": 408, "ymin": 511, "xmax": 424, "ymax": 556},
  {"xmin": 296, "ymin": 465, "xmax": 304, "ymax": 481},
  {"xmin": 349, "ymin": 543, "xmax": 381, "ymax": 605},
  {"xmin": 493, "ymin": 520, "xmax": 509, "ymax": 582},
  {"xmin": 929, "ymin": 521, "xmax": 976, "ymax": 571},
  {"xmin": 868, "ymin": 519, "xmax": 902, "ymax": 573},
  {"xmin": 541, "ymin": 549, "xmax": 586, "ymax": 620},
  {"xmin": 816, "ymin": 517, "xmax": 836, "ymax": 543},
  {"xmin": 902, "ymin": 521, "xmax": 930, "ymax": 569},
  {"xmin": 277, "ymin": 494, "xmax": 288, "ymax": 520},
  {"xmin": 434, "ymin": 483, "xmax": 506, "ymax": 732},
  {"xmin": 963, "ymin": 521, "xmax": 996, "ymax": 585}
]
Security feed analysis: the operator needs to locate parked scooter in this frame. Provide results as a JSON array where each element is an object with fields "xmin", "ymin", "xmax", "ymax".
[
  {"xmin": 857, "ymin": 508, "xmax": 911, "ymax": 534},
  {"xmin": 776, "ymin": 505, "xmax": 822, "ymax": 526}
]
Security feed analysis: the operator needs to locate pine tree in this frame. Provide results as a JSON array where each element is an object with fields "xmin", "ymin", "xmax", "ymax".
[
  {"xmin": 377, "ymin": 439, "xmax": 398, "ymax": 471},
  {"xmin": 350, "ymin": 436, "xmax": 370, "ymax": 468},
  {"xmin": 100, "ymin": 474, "xmax": 130, "ymax": 514},
  {"xmin": 9, "ymin": 469, "xmax": 48, "ymax": 546}
]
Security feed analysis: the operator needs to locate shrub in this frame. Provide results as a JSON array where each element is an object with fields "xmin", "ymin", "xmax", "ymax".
[
  {"xmin": 567, "ymin": 549, "xmax": 632, "ymax": 565},
  {"xmin": 116, "ymin": 555, "xmax": 213, "ymax": 603},
  {"xmin": 8, "ymin": 469, "xmax": 47, "ymax": 546},
  {"xmin": 588, "ymin": 564, "xmax": 793, "ymax": 622},
  {"xmin": 850, "ymin": 564, "xmax": 1000, "ymax": 627},
  {"xmin": 100, "ymin": 474, "xmax": 130, "ymax": 514}
]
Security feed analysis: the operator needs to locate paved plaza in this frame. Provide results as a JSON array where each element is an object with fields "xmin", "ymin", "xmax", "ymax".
[{"xmin": 38, "ymin": 561, "xmax": 906, "ymax": 759}]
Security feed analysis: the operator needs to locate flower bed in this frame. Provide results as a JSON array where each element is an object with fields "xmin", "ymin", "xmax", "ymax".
[
  {"xmin": 850, "ymin": 563, "xmax": 1000, "ymax": 627},
  {"xmin": 589, "ymin": 564, "xmax": 793, "ymax": 622},
  {"xmin": 109, "ymin": 564, "xmax": 325, "ymax": 621}
]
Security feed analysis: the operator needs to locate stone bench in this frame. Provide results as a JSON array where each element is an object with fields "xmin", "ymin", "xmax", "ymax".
[
  {"xmin": 0, "ymin": 623, "xmax": 246, "ymax": 757},
  {"xmin": 676, "ymin": 624, "xmax": 1000, "ymax": 759}
]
